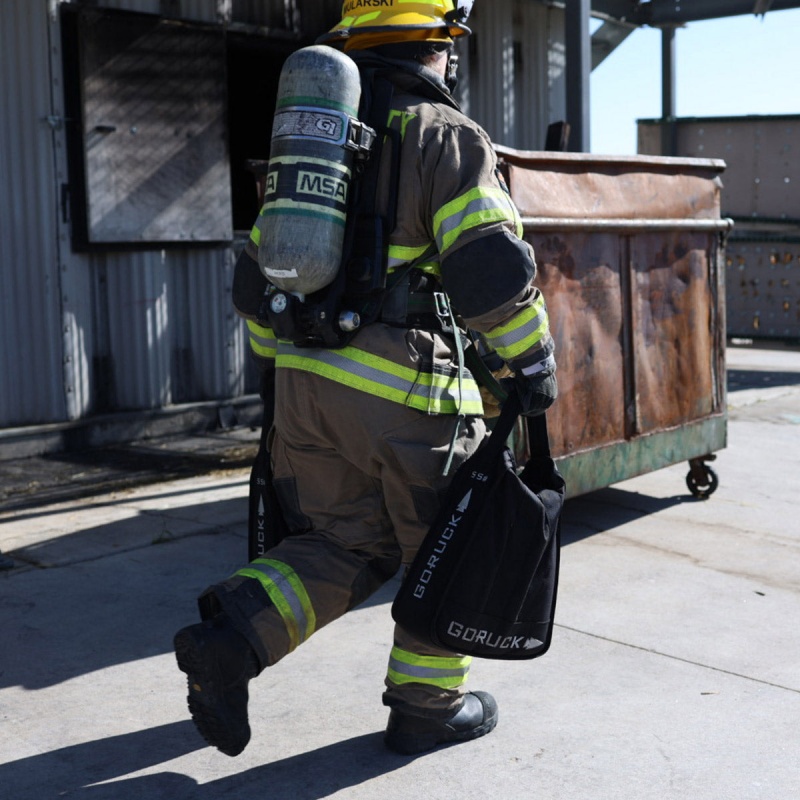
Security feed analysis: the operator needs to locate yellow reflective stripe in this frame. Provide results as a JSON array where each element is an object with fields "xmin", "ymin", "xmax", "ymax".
[
  {"xmin": 433, "ymin": 187, "xmax": 520, "ymax": 254},
  {"xmin": 386, "ymin": 243, "xmax": 441, "ymax": 276},
  {"xmin": 484, "ymin": 294, "xmax": 549, "ymax": 361},
  {"xmin": 387, "ymin": 243, "xmax": 430, "ymax": 264},
  {"xmin": 276, "ymin": 344, "xmax": 484, "ymax": 416},
  {"xmin": 235, "ymin": 559, "xmax": 316, "ymax": 652},
  {"xmin": 386, "ymin": 646, "xmax": 472, "ymax": 689},
  {"xmin": 352, "ymin": 10, "xmax": 382, "ymax": 26},
  {"xmin": 246, "ymin": 320, "xmax": 277, "ymax": 359},
  {"xmin": 250, "ymin": 220, "xmax": 261, "ymax": 247}
]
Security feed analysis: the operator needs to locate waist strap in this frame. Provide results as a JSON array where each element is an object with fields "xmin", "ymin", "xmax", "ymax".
[{"xmin": 380, "ymin": 271, "xmax": 452, "ymax": 331}]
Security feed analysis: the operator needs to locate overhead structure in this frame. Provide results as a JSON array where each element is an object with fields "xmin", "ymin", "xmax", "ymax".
[
  {"xmin": 589, "ymin": 0, "xmax": 799, "ymax": 25},
  {"xmin": 562, "ymin": 0, "xmax": 800, "ymax": 151}
]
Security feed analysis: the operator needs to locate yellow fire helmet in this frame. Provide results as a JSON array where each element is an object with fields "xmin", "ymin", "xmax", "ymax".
[{"xmin": 318, "ymin": 1, "xmax": 474, "ymax": 49}]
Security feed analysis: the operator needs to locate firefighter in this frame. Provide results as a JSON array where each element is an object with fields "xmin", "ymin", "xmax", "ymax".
[{"xmin": 174, "ymin": 0, "xmax": 557, "ymax": 757}]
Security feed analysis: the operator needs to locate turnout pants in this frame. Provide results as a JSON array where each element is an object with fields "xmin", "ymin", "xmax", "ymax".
[{"xmin": 201, "ymin": 367, "xmax": 486, "ymax": 715}]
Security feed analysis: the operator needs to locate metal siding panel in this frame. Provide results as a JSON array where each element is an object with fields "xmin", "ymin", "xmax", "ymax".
[
  {"xmin": 64, "ymin": 1, "xmax": 339, "ymax": 33},
  {"xmin": 76, "ymin": 1, "xmax": 217, "ymax": 23},
  {"xmin": 638, "ymin": 116, "xmax": 800, "ymax": 222},
  {"xmin": 461, "ymin": 1, "xmax": 564, "ymax": 150},
  {"xmin": 103, "ymin": 250, "xmax": 172, "ymax": 410},
  {"xmin": 675, "ymin": 118, "xmax": 799, "ymax": 221},
  {"xmin": 726, "ymin": 240, "xmax": 800, "ymax": 339},
  {"xmin": 0, "ymin": 0, "xmax": 66, "ymax": 427},
  {"xmin": 96, "ymin": 245, "xmax": 246, "ymax": 411},
  {"xmin": 177, "ymin": 246, "xmax": 243, "ymax": 401}
]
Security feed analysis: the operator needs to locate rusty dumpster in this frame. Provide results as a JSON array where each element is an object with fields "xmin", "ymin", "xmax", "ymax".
[{"xmin": 495, "ymin": 148, "xmax": 732, "ymax": 499}]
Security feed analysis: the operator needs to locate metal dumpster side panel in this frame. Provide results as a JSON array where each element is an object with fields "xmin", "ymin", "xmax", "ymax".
[
  {"xmin": 525, "ymin": 232, "xmax": 627, "ymax": 455},
  {"xmin": 631, "ymin": 231, "xmax": 719, "ymax": 431},
  {"xmin": 497, "ymin": 150, "xmax": 728, "ymax": 498},
  {"xmin": 499, "ymin": 149, "xmax": 725, "ymax": 220}
]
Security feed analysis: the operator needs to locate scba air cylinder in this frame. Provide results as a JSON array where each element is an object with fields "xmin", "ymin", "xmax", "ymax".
[{"xmin": 257, "ymin": 46, "xmax": 368, "ymax": 296}]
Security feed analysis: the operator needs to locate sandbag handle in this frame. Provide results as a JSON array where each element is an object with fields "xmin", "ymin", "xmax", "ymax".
[{"xmin": 476, "ymin": 388, "xmax": 552, "ymax": 466}]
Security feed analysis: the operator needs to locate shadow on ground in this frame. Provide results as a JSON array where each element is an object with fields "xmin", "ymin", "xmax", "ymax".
[
  {"xmin": 727, "ymin": 368, "xmax": 800, "ymax": 392},
  {"xmin": 0, "ymin": 720, "xmax": 412, "ymax": 800}
]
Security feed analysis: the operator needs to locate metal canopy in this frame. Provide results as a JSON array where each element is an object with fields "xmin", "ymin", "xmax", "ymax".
[
  {"xmin": 591, "ymin": 0, "xmax": 800, "ymax": 25},
  {"xmin": 562, "ymin": 0, "xmax": 800, "ymax": 152}
]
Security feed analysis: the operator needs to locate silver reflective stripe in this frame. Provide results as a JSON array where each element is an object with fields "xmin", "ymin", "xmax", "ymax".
[
  {"xmin": 387, "ymin": 655, "xmax": 470, "ymax": 682},
  {"xmin": 247, "ymin": 561, "xmax": 313, "ymax": 646},
  {"xmin": 277, "ymin": 344, "xmax": 483, "ymax": 409},
  {"xmin": 435, "ymin": 194, "xmax": 511, "ymax": 253},
  {"xmin": 520, "ymin": 354, "xmax": 556, "ymax": 376},
  {"xmin": 485, "ymin": 307, "xmax": 548, "ymax": 355}
]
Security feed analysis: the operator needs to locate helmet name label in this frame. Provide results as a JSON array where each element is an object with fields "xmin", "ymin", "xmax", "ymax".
[{"xmin": 343, "ymin": 0, "xmax": 393, "ymax": 12}]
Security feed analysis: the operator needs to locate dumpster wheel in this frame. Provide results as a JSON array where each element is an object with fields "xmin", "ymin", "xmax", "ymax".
[{"xmin": 686, "ymin": 455, "xmax": 719, "ymax": 499}]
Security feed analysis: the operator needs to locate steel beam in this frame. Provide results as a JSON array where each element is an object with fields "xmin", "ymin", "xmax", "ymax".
[
  {"xmin": 660, "ymin": 25, "xmax": 677, "ymax": 156},
  {"xmin": 566, "ymin": 0, "xmax": 592, "ymax": 152},
  {"xmin": 633, "ymin": 0, "xmax": 800, "ymax": 24},
  {"xmin": 591, "ymin": 19, "xmax": 636, "ymax": 69}
]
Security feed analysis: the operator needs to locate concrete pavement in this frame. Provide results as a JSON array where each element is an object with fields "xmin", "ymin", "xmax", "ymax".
[{"xmin": 1, "ymin": 344, "xmax": 799, "ymax": 800}]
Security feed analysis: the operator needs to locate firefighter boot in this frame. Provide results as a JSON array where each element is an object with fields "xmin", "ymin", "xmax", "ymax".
[
  {"xmin": 174, "ymin": 616, "xmax": 260, "ymax": 757},
  {"xmin": 384, "ymin": 691, "xmax": 499, "ymax": 755}
]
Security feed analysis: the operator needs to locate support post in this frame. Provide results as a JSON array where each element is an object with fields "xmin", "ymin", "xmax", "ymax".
[
  {"xmin": 660, "ymin": 25, "xmax": 678, "ymax": 156},
  {"xmin": 566, "ymin": 0, "xmax": 591, "ymax": 152}
]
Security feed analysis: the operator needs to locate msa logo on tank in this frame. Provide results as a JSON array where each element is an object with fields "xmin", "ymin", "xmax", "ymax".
[
  {"xmin": 264, "ymin": 161, "xmax": 349, "ymax": 212},
  {"xmin": 297, "ymin": 171, "xmax": 347, "ymax": 202}
]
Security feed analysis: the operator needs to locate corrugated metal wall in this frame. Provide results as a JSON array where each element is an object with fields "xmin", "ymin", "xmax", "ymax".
[
  {"xmin": 1, "ymin": 0, "xmax": 67, "ymax": 426},
  {"xmin": 1, "ymin": 0, "xmax": 563, "ymax": 441},
  {"xmin": 459, "ymin": 0, "xmax": 565, "ymax": 150}
]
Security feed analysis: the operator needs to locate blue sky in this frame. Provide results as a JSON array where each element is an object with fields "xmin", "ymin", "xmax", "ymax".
[{"xmin": 589, "ymin": 8, "xmax": 800, "ymax": 154}]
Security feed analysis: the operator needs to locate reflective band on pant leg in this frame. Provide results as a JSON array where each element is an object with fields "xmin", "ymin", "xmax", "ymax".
[
  {"xmin": 235, "ymin": 559, "xmax": 316, "ymax": 652},
  {"xmin": 386, "ymin": 646, "xmax": 472, "ymax": 690}
]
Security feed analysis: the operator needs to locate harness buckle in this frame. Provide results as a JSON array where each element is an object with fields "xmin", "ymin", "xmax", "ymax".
[{"xmin": 433, "ymin": 292, "xmax": 450, "ymax": 320}]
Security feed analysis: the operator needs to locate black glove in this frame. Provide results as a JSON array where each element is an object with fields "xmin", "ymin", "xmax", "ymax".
[{"xmin": 502, "ymin": 370, "xmax": 558, "ymax": 417}]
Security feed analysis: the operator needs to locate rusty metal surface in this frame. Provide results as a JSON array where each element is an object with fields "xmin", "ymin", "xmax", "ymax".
[
  {"xmin": 496, "ymin": 149, "xmax": 727, "ymax": 495},
  {"xmin": 496, "ymin": 147, "xmax": 726, "ymax": 220},
  {"xmin": 726, "ymin": 240, "xmax": 800, "ymax": 339}
]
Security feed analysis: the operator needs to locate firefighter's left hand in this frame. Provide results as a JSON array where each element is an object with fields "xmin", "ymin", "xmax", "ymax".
[{"xmin": 505, "ymin": 370, "xmax": 558, "ymax": 417}]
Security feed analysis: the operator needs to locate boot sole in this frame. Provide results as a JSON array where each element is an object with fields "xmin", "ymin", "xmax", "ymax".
[{"xmin": 174, "ymin": 627, "xmax": 250, "ymax": 757}]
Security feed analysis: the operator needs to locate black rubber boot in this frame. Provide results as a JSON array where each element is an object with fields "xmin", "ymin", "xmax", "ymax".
[
  {"xmin": 173, "ymin": 617, "xmax": 260, "ymax": 757},
  {"xmin": 384, "ymin": 691, "xmax": 499, "ymax": 755}
]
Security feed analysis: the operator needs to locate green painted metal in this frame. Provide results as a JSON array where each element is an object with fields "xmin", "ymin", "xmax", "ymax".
[{"xmin": 554, "ymin": 413, "xmax": 727, "ymax": 499}]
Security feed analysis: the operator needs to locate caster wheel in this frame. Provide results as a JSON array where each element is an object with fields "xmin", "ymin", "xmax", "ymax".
[{"xmin": 686, "ymin": 465, "xmax": 719, "ymax": 499}]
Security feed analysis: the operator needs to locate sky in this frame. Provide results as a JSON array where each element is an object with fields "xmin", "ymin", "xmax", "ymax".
[{"xmin": 589, "ymin": 8, "xmax": 800, "ymax": 155}]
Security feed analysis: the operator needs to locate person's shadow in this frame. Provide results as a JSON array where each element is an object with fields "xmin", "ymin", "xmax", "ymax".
[
  {"xmin": 2, "ymin": 469, "xmax": 690, "ymax": 799},
  {"xmin": 1, "ymin": 721, "xmax": 413, "ymax": 799}
]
